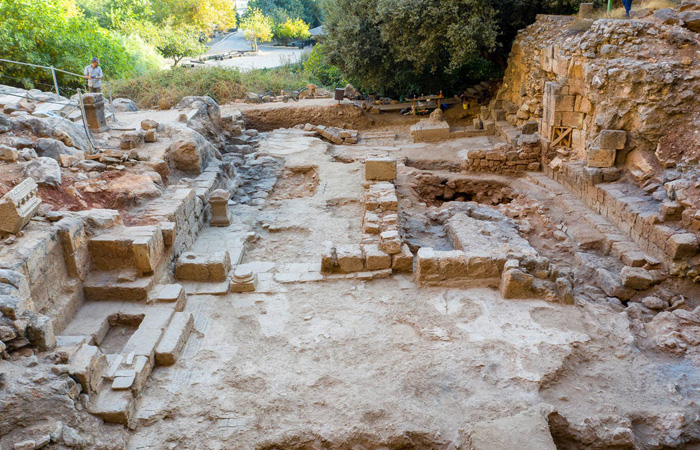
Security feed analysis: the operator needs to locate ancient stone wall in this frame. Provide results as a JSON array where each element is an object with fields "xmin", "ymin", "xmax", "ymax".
[{"xmin": 495, "ymin": 15, "xmax": 700, "ymax": 160}]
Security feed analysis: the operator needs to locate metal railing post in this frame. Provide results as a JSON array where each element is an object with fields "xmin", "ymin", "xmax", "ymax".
[
  {"xmin": 50, "ymin": 65, "xmax": 60, "ymax": 97},
  {"xmin": 105, "ymin": 80, "xmax": 117, "ymax": 124}
]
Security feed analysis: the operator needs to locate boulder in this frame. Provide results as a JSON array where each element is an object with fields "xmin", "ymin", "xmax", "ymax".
[
  {"xmin": 654, "ymin": 8, "xmax": 680, "ymax": 24},
  {"xmin": 680, "ymin": 10, "xmax": 700, "ymax": 31},
  {"xmin": 0, "ymin": 113, "xmax": 10, "ymax": 133},
  {"xmin": 620, "ymin": 266, "xmax": 654, "ymax": 290},
  {"xmin": 22, "ymin": 157, "xmax": 62, "ymax": 187},
  {"xmin": 33, "ymin": 138, "xmax": 78, "ymax": 160},
  {"xmin": 167, "ymin": 129, "xmax": 220, "ymax": 173},
  {"xmin": 11, "ymin": 116, "xmax": 90, "ymax": 153},
  {"xmin": 112, "ymin": 98, "xmax": 139, "ymax": 112},
  {"xmin": 625, "ymin": 149, "xmax": 656, "ymax": 182},
  {"xmin": 0, "ymin": 144, "xmax": 18, "ymax": 162}
]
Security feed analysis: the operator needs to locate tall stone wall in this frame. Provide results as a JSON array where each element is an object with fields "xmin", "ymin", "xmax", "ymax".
[{"xmin": 495, "ymin": 15, "xmax": 700, "ymax": 161}]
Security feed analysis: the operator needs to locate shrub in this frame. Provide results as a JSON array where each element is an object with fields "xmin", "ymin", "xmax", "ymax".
[{"xmin": 302, "ymin": 44, "xmax": 345, "ymax": 88}]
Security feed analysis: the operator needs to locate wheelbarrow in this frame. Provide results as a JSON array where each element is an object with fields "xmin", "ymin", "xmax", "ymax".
[{"xmin": 281, "ymin": 87, "xmax": 309, "ymax": 103}]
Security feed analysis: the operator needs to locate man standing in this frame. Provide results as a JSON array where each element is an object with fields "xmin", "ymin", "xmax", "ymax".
[
  {"xmin": 622, "ymin": 0, "xmax": 633, "ymax": 18},
  {"xmin": 84, "ymin": 57, "xmax": 103, "ymax": 93}
]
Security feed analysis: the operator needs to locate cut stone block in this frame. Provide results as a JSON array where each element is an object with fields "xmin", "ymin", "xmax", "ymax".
[
  {"xmin": 392, "ymin": 244, "xmax": 414, "ymax": 272},
  {"xmin": 121, "ymin": 327, "xmax": 163, "ymax": 364},
  {"xmin": 131, "ymin": 227, "xmax": 164, "ymax": 275},
  {"xmin": 599, "ymin": 129, "xmax": 627, "ymax": 150},
  {"xmin": 321, "ymin": 241, "xmax": 338, "ymax": 273},
  {"xmin": 155, "ymin": 284, "xmax": 187, "ymax": 311},
  {"xmin": 500, "ymin": 268, "xmax": 534, "ymax": 299},
  {"xmin": 587, "ymin": 147, "xmax": 616, "ymax": 168},
  {"xmin": 336, "ymin": 244, "xmax": 364, "ymax": 273},
  {"xmin": 88, "ymin": 389, "xmax": 135, "ymax": 425},
  {"xmin": 112, "ymin": 371, "xmax": 135, "ymax": 390},
  {"xmin": 175, "ymin": 251, "xmax": 231, "ymax": 282},
  {"xmin": 365, "ymin": 157, "xmax": 397, "ymax": 181},
  {"xmin": 209, "ymin": 189, "xmax": 231, "ymax": 227},
  {"xmin": 596, "ymin": 268, "xmax": 634, "ymax": 300},
  {"xmin": 620, "ymin": 266, "xmax": 653, "ymax": 290},
  {"xmin": 160, "ymin": 222, "xmax": 176, "ymax": 246},
  {"xmin": 68, "ymin": 343, "xmax": 107, "ymax": 394},
  {"xmin": 667, "ymin": 233, "xmax": 699, "ymax": 260},
  {"xmin": 155, "ymin": 311, "xmax": 194, "ymax": 366},
  {"xmin": 0, "ymin": 178, "xmax": 41, "ymax": 234},
  {"xmin": 363, "ymin": 244, "xmax": 391, "ymax": 270},
  {"xmin": 379, "ymin": 230, "xmax": 402, "ymax": 255}
]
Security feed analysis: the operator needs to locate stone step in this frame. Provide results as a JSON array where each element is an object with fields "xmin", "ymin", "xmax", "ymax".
[
  {"xmin": 83, "ymin": 270, "xmax": 155, "ymax": 302},
  {"xmin": 88, "ymin": 225, "xmax": 164, "ymax": 275},
  {"xmin": 88, "ymin": 386, "xmax": 138, "ymax": 425},
  {"xmin": 155, "ymin": 312, "xmax": 194, "ymax": 366}
]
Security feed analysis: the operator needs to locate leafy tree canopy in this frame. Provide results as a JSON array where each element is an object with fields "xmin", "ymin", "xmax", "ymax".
[
  {"xmin": 275, "ymin": 18, "xmax": 311, "ymax": 45},
  {"xmin": 321, "ymin": 0, "xmax": 579, "ymax": 96},
  {"xmin": 247, "ymin": 0, "xmax": 322, "ymax": 28},
  {"xmin": 0, "ymin": 0, "xmax": 142, "ymax": 90},
  {"xmin": 241, "ymin": 8, "xmax": 274, "ymax": 52}
]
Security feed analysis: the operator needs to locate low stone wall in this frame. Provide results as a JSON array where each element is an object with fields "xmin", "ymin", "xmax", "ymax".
[
  {"xmin": 463, "ymin": 141, "xmax": 541, "ymax": 175},
  {"xmin": 545, "ymin": 161, "xmax": 699, "ymax": 265}
]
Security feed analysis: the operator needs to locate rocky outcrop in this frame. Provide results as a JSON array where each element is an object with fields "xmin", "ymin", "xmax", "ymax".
[
  {"xmin": 22, "ymin": 157, "xmax": 62, "ymax": 187},
  {"xmin": 10, "ymin": 115, "xmax": 91, "ymax": 153}
]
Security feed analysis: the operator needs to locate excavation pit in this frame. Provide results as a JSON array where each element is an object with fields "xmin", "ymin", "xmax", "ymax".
[
  {"xmin": 410, "ymin": 172, "xmax": 516, "ymax": 207},
  {"xmin": 99, "ymin": 315, "xmax": 144, "ymax": 355}
]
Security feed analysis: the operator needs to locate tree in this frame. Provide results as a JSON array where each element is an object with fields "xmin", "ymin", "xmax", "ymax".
[
  {"xmin": 240, "ymin": 8, "xmax": 274, "ymax": 52},
  {"xmin": 156, "ymin": 24, "xmax": 207, "ymax": 67},
  {"xmin": 248, "ymin": 0, "xmax": 322, "ymax": 27},
  {"xmin": 321, "ymin": 0, "xmax": 578, "ymax": 96},
  {"xmin": 275, "ymin": 18, "xmax": 310, "ymax": 46}
]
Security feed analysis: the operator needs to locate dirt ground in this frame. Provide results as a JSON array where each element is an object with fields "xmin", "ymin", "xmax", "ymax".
[{"xmin": 123, "ymin": 128, "xmax": 700, "ymax": 449}]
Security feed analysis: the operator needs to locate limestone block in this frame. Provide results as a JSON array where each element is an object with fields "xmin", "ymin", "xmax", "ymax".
[
  {"xmin": 175, "ymin": 251, "xmax": 231, "ymax": 281},
  {"xmin": 587, "ymin": 147, "xmax": 616, "ymax": 168},
  {"xmin": 155, "ymin": 312, "xmax": 194, "ymax": 366},
  {"xmin": 81, "ymin": 93, "xmax": 110, "ymax": 132},
  {"xmin": 131, "ymin": 227, "xmax": 164, "ymax": 275},
  {"xmin": 160, "ymin": 222, "xmax": 176, "ymax": 246},
  {"xmin": 155, "ymin": 284, "xmax": 187, "ymax": 311},
  {"xmin": 336, "ymin": 245, "xmax": 364, "ymax": 273},
  {"xmin": 230, "ymin": 267, "xmax": 257, "ymax": 292},
  {"xmin": 365, "ymin": 157, "xmax": 397, "ymax": 181},
  {"xmin": 88, "ymin": 389, "xmax": 134, "ymax": 425},
  {"xmin": 599, "ymin": 130, "xmax": 626, "ymax": 150},
  {"xmin": 379, "ymin": 230, "xmax": 402, "ymax": 255},
  {"xmin": 500, "ymin": 268, "xmax": 534, "ymax": 299},
  {"xmin": 470, "ymin": 405, "xmax": 557, "ymax": 450},
  {"xmin": 141, "ymin": 119, "xmax": 159, "ymax": 130},
  {"xmin": 620, "ymin": 266, "xmax": 653, "ymax": 290},
  {"xmin": 416, "ymin": 247, "xmax": 439, "ymax": 282},
  {"xmin": 363, "ymin": 244, "xmax": 391, "ymax": 271},
  {"xmin": 68, "ymin": 343, "xmax": 107, "ymax": 394},
  {"xmin": 595, "ymin": 268, "xmax": 634, "ymax": 300},
  {"xmin": 209, "ymin": 189, "xmax": 231, "ymax": 227},
  {"xmin": 120, "ymin": 131, "xmax": 144, "ymax": 150},
  {"xmin": 667, "ymin": 233, "xmax": 699, "ymax": 260},
  {"xmin": 144, "ymin": 129, "xmax": 157, "ymax": 143},
  {"xmin": 392, "ymin": 244, "xmax": 414, "ymax": 272},
  {"xmin": 0, "ymin": 178, "xmax": 41, "ymax": 234},
  {"xmin": 0, "ymin": 144, "xmax": 18, "ymax": 161},
  {"xmin": 377, "ymin": 193, "xmax": 398, "ymax": 211},
  {"xmin": 660, "ymin": 201, "xmax": 683, "ymax": 222},
  {"xmin": 121, "ymin": 327, "xmax": 163, "ymax": 364},
  {"xmin": 410, "ymin": 119, "xmax": 450, "ymax": 142},
  {"xmin": 521, "ymin": 121, "xmax": 538, "ymax": 135},
  {"xmin": 321, "ymin": 241, "xmax": 338, "ymax": 273}
]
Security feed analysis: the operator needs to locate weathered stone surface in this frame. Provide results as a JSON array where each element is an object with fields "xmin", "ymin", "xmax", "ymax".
[
  {"xmin": 365, "ymin": 157, "xmax": 397, "ymax": 181},
  {"xmin": 599, "ymin": 130, "xmax": 627, "ymax": 150},
  {"xmin": 500, "ymin": 268, "xmax": 534, "ymax": 299},
  {"xmin": 470, "ymin": 406, "xmax": 557, "ymax": 450},
  {"xmin": 680, "ymin": 10, "xmax": 700, "ymax": 31},
  {"xmin": 0, "ymin": 178, "xmax": 41, "ymax": 234},
  {"xmin": 0, "ymin": 144, "xmax": 18, "ymax": 161},
  {"xmin": 587, "ymin": 147, "xmax": 616, "ymax": 168},
  {"xmin": 667, "ymin": 233, "xmax": 699, "ymax": 260},
  {"xmin": 112, "ymin": 98, "xmax": 138, "ymax": 112},
  {"xmin": 167, "ymin": 129, "xmax": 219, "ymax": 173},
  {"xmin": 175, "ymin": 251, "xmax": 231, "ymax": 281},
  {"xmin": 363, "ymin": 244, "xmax": 391, "ymax": 270},
  {"xmin": 336, "ymin": 244, "xmax": 364, "ymax": 273},
  {"xmin": 155, "ymin": 312, "xmax": 194, "ymax": 366},
  {"xmin": 22, "ymin": 157, "xmax": 61, "ymax": 187},
  {"xmin": 596, "ymin": 268, "xmax": 634, "ymax": 300},
  {"xmin": 33, "ymin": 138, "xmax": 78, "ymax": 161},
  {"xmin": 620, "ymin": 266, "xmax": 654, "ymax": 290}
]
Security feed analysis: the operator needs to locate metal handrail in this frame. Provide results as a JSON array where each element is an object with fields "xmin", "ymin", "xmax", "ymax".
[{"xmin": 0, "ymin": 57, "xmax": 117, "ymax": 123}]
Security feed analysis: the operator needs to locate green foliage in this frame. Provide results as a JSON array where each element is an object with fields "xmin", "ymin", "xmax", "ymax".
[
  {"xmin": 321, "ymin": 0, "xmax": 579, "ymax": 96},
  {"xmin": 275, "ymin": 18, "xmax": 311, "ymax": 45},
  {"xmin": 241, "ymin": 8, "xmax": 274, "ymax": 52},
  {"xmin": 113, "ymin": 31, "xmax": 164, "ymax": 74},
  {"xmin": 155, "ymin": 25, "xmax": 207, "ymax": 67},
  {"xmin": 248, "ymin": 0, "xmax": 322, "ymax": 27},
  {"xmin": 112, "ymin": 65, "xmax": 318, "ymax": 108},
  {"xmin": 302, "ymin": 44, "xmax": 344, "ymax": 87},
  {"xmin": 0, "ymin": 0, "xmax": 134, "ymax": 89}
]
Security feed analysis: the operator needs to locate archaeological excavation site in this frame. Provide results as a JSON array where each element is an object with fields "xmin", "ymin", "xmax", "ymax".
[{"xmin": 2, "ymin": 3, "xmax": 700, "ymax": 449}]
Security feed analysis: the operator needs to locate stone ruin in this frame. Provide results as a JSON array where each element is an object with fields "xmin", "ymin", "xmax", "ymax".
[{"xmin": 1, "ymin": 3, "xmax": 700, "ymax": 449}]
